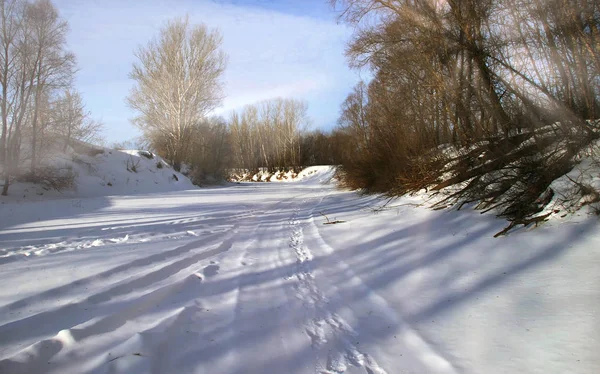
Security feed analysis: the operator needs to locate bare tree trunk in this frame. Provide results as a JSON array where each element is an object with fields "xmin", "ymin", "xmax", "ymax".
[
  {"xmin": 1, "ymin": 174, "xmax": 9, "ymax": 195},
  {"xmin": 31, "ymin": 82, "xmax": 42, "ymax": 174}
]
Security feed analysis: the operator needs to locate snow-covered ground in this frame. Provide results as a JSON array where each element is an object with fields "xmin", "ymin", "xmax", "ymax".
[
  {"xmin": 5, "ymin": 148, "xmax": 194, "ymax": 201},
  {"xmin": 229, "ymin": 167, "xmax": 323, "ymax": 183},
  {"xmin": 0, "ymin": 165, "xmax": 598, "ymax": 373}
]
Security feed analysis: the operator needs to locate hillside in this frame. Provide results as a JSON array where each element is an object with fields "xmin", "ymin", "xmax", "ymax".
[{"xmin": 4, "ymin": 147, "xmax": 195, "ymax": 201}]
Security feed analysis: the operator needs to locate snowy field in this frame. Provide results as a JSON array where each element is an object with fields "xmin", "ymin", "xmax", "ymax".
[{"xmin": 0, "ymin": 166, "xmax": 598, "ymax": 374}]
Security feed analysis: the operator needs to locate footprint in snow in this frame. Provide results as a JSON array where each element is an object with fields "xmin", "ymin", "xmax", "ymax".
[{"xmin": 203, "ymin": 264, "xmax": 220, "ymax": 277}]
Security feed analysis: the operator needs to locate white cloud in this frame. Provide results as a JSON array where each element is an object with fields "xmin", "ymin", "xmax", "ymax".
[
  {"xmin": 215, "ymin": 75, "xmax": 329, "ymax": 115},
  {"xmin": 54, "ymin": 0, "xmax": 359, "ymax": 142}
]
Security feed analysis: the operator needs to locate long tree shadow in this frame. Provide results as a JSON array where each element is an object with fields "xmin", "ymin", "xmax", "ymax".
[{"xmin": 1, "ymin": 182, "xmax": 597, "ymax": 373}]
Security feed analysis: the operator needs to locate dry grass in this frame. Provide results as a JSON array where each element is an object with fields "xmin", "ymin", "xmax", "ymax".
[{"xmin": 20, "ymin": 166, "xmax": 76, "ymax": 192}]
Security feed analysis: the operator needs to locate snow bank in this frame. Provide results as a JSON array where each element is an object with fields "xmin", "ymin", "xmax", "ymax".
[
  {"xmin": 229, "ymin": 165, "xmax": 336, "ymax": 184},
  {"xmin": 544, "ymin": 143, "xmax": 600, "ymax": 216},
  {"xmin": 4, "ymin": 148, "xmax": 195, "ymax": 201}
]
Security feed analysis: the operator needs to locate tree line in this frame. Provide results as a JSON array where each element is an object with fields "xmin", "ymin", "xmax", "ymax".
[
  {"xmin": 0, "ymin": 0, "xmax": 103, "ymax": 195},
  {"xmin": 127, "ymin": 18, "xmax": 339, "ymax": 185},
  {"xmin": 131, "ymin": 95, "xmax": 339, "ymax": 185},
  {"xmin": 0, "ymin": 5, "xmax": 339, "ymax": 196},
  {"xmin": 330, "ymin": 0, "xmax": 600, "ymax": 223},
  {"xmin": 6, "ymin": 0, "xmax": 596, "ymax": 223}
]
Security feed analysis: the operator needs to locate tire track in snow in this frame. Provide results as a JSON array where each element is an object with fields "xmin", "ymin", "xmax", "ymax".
[
  {"xmin": 0, "ymin": 275, "xmax": 208, "ymax": 374},
  {"xmin": 75, "ymin": 232, "xmax": 259, "ymax": 374},
  {"xmin": 0, "ymin": 226, "xmax": 238, "ymax": 321},
  {"xmin": 0, "ymin": 172, "xmax": 341, "ymax": 374},
  {"xmin": 0, "ymin": 228, "xmax": 239, "ymax": 364},
  {"xmin": 1, "ymin": 209, "xmax": 245, "ymax": 263},
  {"xmin": 303, "ymin": 201, "xmax": 459, "ymax": 374},
  {"xmin": 88, "ymin": 200, "xmax": 290, "ymax": 374},
  {"xmin": 220, "ymin": 198, "xmax": 313, "ymax": 374}
]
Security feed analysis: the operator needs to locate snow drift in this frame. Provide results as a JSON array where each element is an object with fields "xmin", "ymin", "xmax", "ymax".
[
  {"xmin": 229, "ymin": 166, "xmax": 335, "ymax": 183},
  {"xmin": 4, "ymin": 147, "xmax": 195, "ymax": 201}
]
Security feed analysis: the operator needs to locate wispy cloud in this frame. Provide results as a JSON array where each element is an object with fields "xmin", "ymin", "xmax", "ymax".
[{"xmin": 54, "ymin": 0, "xmax": 359, "ymax": 142}]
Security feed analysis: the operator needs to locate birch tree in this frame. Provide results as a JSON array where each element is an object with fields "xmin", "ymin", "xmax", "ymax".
[
  {"xmin": 1, "ymin": 0, "xmax": 74, "ymax": 195},
  {"xmin": 228, "ymin": 98, "xmax": 308, "ymax": 171},
  {"xmin": 50, "ymin": 89, "xmax": 103, "ymax": 150},
  {"xmin": 127, "ymin": 17, "xmax": 227, "ymax": 171},
  {"xmin": 0, "ymin": 0, "xmax": 29, "ymax": 195},
  {"xmin": 26, "ymin": 0, "xmax": 75, "ymax": 173}
]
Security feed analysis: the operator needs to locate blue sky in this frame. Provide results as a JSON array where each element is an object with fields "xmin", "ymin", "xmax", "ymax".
[{"xmin": 53, "ymin": 0, "xmax": 361, "ymax": 144}]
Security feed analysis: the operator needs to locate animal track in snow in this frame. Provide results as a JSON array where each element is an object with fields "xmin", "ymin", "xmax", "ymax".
[
  {"xmin": 287, "ymin": 209, "xmax": 386, "ymax": 374},
  {"xmin": 202, "ymin": 264, "xmax": 220, "ymax": 277}
]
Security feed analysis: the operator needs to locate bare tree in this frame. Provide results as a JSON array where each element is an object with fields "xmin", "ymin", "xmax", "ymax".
[
  {"xmin": 26, "ymin": 0, "xmax": 74, "ymax": 173},
  {"xmin": 50, "ymin": 89, "xmax": 103, "ymax": 149},
  {"xmin": 127, "ymin": 17, "xmax": 227, "ymax": 171},
  {"xmin": 0, "ymin": 0, "xmax": 23, "ymax": 167},
  {"xmin": 338, "ymin": 81, "xmax": 370, "ymax": 149},
  {"xmin": 332, "ymin": 0, "xmax": 600, "ymax": 226},
  {"xmin": 186, "ymin": 116, "xmax": 231, "ymax": 184},
  {"xmin": 0, "ymin": 0, "xmax": 74, "ymax": 195},
  {"xmin": 228, "ymin": 98, "xmax": 308, "ymax": 172},
  {"xmin": 1, "ymin": 0, "xmax": 30, "ymax": 195}
]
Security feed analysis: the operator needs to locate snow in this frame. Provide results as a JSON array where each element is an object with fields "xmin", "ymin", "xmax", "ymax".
[
  {"xmin": 229, "ymin": 166, "xmax": 327, "ymax": 183},
  {"xmin": 4, "ymin": 148, "xmax": 194, "ymax": 201},
  {"xmin": 0, "ymin": 165, "xmax": 599, "ymax": 373},
  {"xmin": 545, "ymin": 145, "xmax": 600, "ymax": 216}
]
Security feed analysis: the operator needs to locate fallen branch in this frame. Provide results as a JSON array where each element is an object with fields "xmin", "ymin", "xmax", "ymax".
[
  {"xmin": 494, "ymin": 212, "xmax": 551, "ymax": 237},
  {"xmin": 319, "ymin": 211, "xmax": 346, "ymax": 225}
]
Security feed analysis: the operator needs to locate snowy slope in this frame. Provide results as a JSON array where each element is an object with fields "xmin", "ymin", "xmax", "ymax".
[
  {"xmin": 5, "ymin": 148, "xmax": 195, "ymax": 201},
  {"xmin": 0, "ymin": 165, "xmax": 598, "ymax": 373},
  {"xmin": 229, "ymin": 165, "xmax": 333, "ymax": 183}
]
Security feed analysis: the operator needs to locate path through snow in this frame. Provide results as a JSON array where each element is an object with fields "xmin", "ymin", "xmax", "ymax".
[{"xmin": 0, "ymin": 166, "xmax": 599, "ymax": 373}]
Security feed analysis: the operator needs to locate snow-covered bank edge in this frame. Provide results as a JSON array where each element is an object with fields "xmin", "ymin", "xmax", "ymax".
[
  {"xmin": 352, "ymin": 140, "xmax": 600, "ymax": 236},
  {"xmin": 229, "ymin": 166, "xmax": 333, "ymax": 183},
  {"xmin": 1, "ymin": 148, "xmax": 195, "ymax": 202}
]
